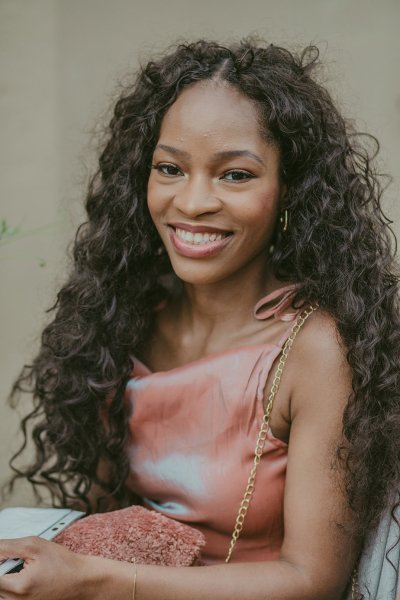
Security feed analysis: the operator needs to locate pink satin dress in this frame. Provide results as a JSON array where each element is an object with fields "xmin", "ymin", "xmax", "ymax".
[{"xmin": 125, "ymin": 285, "xmax": 300, "ymax": 564}]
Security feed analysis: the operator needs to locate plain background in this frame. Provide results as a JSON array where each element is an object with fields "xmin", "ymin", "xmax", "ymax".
[{"xmin": 1, "ymin": 0, "xmax": 399, "ymax": 506}]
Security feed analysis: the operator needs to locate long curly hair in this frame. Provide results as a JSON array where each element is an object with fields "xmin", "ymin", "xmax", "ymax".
[{"xmin": 7, "ymin": 40, "xmax": 400, "ymax": 541}]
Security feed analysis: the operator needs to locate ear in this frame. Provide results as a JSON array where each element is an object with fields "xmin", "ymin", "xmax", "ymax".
[{"xmin": 279, "ymin": 183, "xmax": 288, "ymax": 207}]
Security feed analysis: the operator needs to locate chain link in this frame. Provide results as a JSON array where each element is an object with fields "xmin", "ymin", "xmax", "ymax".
[
  {"xmin": 351, "ymin": 567, "xmax": 359, "ymax": 599},
  {"xmin": 225, "ymin": 304, "xmax": 318, "ymax": 563}
]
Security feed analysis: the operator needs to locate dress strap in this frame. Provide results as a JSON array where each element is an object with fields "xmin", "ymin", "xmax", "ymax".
[{"xmin": 253, "ymin": 284, "xmax": 300, "ymax": 322}]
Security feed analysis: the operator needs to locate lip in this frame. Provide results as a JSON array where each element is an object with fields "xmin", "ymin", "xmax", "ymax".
[
  {"xmin": 167, "ymin": 225, "xmax": 233, "ymax": 258},
  {"xmin": 169, "ymin": 222, "xmax": 232, "ymax": 234}
]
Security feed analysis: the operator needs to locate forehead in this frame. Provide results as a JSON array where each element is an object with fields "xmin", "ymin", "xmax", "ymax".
[{"xmin": 157, "ymin": 81, "xmax": 265, "ymax": 148}]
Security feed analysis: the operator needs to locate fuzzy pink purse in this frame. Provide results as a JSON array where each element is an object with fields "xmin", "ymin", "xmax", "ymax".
[{"xmin": 54, "ymin": 505, "xmax": 205, "ymax": 566}]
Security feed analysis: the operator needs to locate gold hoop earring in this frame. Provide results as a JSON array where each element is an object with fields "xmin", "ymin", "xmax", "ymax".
[{"xmin": 280, "ymin": 209, "xmax": 288, "ymax": 233}]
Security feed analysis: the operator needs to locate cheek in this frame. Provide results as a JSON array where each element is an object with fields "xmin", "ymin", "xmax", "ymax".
[
  {"xmin": 240, "ymin": 188, "xmax": 280, "ymax": 229},
  {"xmin": 146, "ymin": 178, "xmax": 165, "ymax": 222}
]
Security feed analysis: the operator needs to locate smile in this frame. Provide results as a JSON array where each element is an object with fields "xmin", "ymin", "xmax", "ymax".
[
  {"xmin": 167, "ymin": 226, "xmax": 233, "ymax": 258},
  {"xmin": 175, "ymin": 227, "xmax": 228, "ymax": 245}
]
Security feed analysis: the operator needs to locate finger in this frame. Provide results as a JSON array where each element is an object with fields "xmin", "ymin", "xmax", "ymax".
[
  {"xmin": 0, "ymin": 570, "xmax": 28, "ymax": 595},
  {"xmin": 0, "ymin": 536, "xmax": 42, "ymax": 559}
]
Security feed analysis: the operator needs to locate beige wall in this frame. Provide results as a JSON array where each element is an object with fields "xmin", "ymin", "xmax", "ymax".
[{"xmin": 1, "ymin": 0, "xmax": 399, "ymax": 506}]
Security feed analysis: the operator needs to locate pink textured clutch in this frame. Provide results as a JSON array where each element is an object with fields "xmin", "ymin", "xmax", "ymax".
[{"xmin": 55, "ymin": 505, "xmax": 205, "ymax": 566}]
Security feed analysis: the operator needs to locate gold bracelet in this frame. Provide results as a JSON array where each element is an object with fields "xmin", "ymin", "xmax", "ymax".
[{"xmin": 132, "ymin": 559, "xmax": 137, "ymax": 600}]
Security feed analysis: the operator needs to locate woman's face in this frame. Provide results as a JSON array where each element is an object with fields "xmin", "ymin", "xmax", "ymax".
[{"xmin": 147, "ymin": 81, "xmax": 284, "ymax": 286}]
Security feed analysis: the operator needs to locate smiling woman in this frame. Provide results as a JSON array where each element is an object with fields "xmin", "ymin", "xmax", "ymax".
[
  {"xmin": 2, "ymin": 39, "xmax": 400, "ymax": 600},
  {"xmin": 147, "ymin": 81, "xmax": 282, "ymax": 282}
]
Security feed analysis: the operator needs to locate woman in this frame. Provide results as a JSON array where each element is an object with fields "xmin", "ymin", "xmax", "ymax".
[{"xmin": 1, "ymin": 39, "xmax": 399, "ymax": 599}]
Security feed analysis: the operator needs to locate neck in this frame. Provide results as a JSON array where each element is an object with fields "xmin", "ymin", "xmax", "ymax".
[{"xmin": 179, "ymin": 260, "xmax": 280, "ymax": 332}]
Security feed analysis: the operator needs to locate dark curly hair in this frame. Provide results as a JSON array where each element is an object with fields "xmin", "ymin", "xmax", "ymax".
[{"xmin": 7, "ymin": 40, "xmax": 400, "ymax": 546}]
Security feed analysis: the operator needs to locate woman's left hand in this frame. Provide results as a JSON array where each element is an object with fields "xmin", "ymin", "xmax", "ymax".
[{"xmin": 0, "ymin": 536, "xmax": 97, "ymax": 600}]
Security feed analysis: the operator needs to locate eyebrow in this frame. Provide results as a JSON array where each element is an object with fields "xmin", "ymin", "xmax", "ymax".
[
  {"xmin": 156, "ymin": 144, "xmax": 191, "ymax": 159},
  {"xmin": 213, "ymin": 150, "xmax": 265, "ymax": 166},
  {"xmin": 155, "ymin": 144, "xmax": 265, "ymax": 166}
]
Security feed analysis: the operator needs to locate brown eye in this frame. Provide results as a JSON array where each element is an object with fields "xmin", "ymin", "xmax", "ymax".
[
  {"xmin": 223, "ymin": 170, "xmax": 254, "ymax": 182},
  {"xmin": 152, "ymin": 163, "xmax": 183, "ymax": 177}
]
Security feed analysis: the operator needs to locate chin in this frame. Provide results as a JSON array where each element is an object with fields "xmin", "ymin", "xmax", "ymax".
[
  {"xmin": 172, "ymin": 264, "xmax": 255, "ymax": 287},
  {"xmin": 169, "ymin": 261, "xmax": 228, "ymax": 286},
  {"xmin": 172, "ymin": 271, "xmax": 222, "ymax": 286}
]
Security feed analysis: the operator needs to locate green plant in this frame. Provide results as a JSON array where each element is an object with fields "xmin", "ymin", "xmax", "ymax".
[{"xmin": 0, "ymin": 220, "xmax": 19, "ymax": 242}]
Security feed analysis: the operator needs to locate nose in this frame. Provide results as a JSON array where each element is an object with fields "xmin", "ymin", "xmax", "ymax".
[{"xmin": 173, "ymin": 174, "xmax": 222, "ymax": 218}]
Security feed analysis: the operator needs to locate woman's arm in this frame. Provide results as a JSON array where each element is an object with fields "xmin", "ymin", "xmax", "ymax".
[
  {"xmin": 0, "ymin": 541, "xmax": 351, "ymax": 600},
  {"xmin": 0, "ymin": 312, "xmax": 358, "ymax": 600}
]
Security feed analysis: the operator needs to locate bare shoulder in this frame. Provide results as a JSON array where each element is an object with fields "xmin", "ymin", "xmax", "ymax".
[
  {"xmin": 287, "ymin": 308, "xmax": 352, "ymax": 421},
  {"xmin": 290, "ymin": 308, "xmax": 349, "ymax": 376}
]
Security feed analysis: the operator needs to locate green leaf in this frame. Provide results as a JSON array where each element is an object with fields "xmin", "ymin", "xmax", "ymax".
[{"xmin": 0, "ymin": 220, "xmax": 19, "ymax": 241}]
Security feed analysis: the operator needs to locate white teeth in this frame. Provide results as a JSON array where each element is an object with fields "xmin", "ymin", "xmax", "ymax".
[
  {"xmin": 185, "ymin": 231, "xmax": 194, "ymax": 242},
  {"xmin": 175, "ymin": 228, "xmax": 227, "ymax": 245}
]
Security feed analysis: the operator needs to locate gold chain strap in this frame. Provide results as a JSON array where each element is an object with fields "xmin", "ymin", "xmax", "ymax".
[
  {"xmin": 225, "ymin": 304, "xmax": 318, "ymax": 563},
  {"xmin": 224, "ymin": 302, "xmax": 359, "ymax": 599},
  {"xmin": 351, "ymin": 568, "xmax": 359, "ymax": 599}
]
